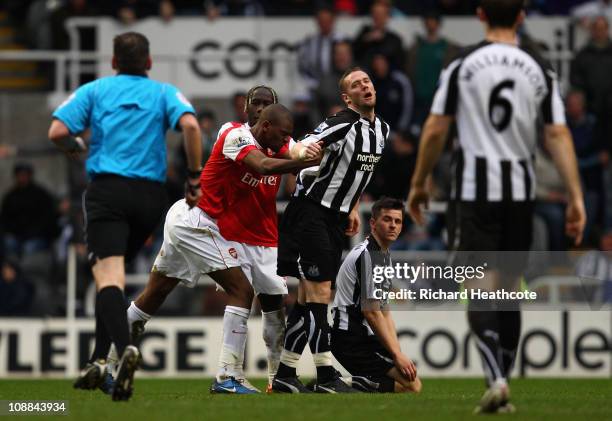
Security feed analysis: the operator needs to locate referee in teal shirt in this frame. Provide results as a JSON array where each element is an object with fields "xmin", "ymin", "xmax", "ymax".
[{"xmin": 48, "ymin": 32, "xmax": 203, "ymax": 401}]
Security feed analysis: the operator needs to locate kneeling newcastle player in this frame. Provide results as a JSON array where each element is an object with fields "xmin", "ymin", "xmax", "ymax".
[{"xmin": 331, "ymin": 197, "xmax": 421, "ymax": 394}]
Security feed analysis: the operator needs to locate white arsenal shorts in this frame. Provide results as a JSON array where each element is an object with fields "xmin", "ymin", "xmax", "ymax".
[
  {"xmin": 234, "ymin": 243, "xmax": 288, "ymax": 295},
  {"xmin": 152, "ymin": 200, "xmax": 287, "ymax": 295},
  {"xmin": 152, "ymin": 200, "xmax": 241, "ymax": 286}
]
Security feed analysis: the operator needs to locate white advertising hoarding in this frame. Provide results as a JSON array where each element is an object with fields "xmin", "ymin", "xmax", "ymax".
[{"xmin": 1, "ymin": 310, "xmax": 609, "ymax": 378}]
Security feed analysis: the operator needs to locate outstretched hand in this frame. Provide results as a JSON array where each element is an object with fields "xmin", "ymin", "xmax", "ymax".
[
  {"xmin": 407, "ymin": 185, "xmax": 429, "ymax": 226},
  {"xmin": 185, "ymin": 177, "xmax": 202, "ymax": 208}
]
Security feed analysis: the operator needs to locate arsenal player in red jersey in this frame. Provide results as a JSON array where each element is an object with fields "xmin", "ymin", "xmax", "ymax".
[{"xmin": 106, "ymin": 87, "xmax": 320, "ymax": 394}]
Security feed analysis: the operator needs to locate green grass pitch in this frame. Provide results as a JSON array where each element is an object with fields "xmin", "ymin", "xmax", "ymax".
[{"xmin": 0, "ymin": 378, "xmax": 610, "ymax": 420}]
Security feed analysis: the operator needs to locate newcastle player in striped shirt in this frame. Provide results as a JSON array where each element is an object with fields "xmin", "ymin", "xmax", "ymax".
[
  {"xmin": 273, "ymin": 67, "xmax": 390, "ymax": 393},
  {"xmin": 332, "ymin": 197, "xmax": 421, "ymax": 394},
  {"xmin": 407, "ymin": 0, "xmax": 585, "ymax": 413}
]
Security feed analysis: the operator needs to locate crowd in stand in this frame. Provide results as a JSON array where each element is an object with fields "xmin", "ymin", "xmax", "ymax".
[
  {"xmin": 4, "ymin": 0, "xmax": 612, "ymax": 49},
  {"xmin": 1, "ymin": 1, "xmax": 612, "ymax": 316}
]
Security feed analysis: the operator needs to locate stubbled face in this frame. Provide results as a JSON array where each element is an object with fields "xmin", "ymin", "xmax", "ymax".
[
  {"xmin": 247, "ymin": 88, "xmax": 275, "ymax": 127},
  {"xmin": 371, "ymin": 209, "xmax": 403, "ymax": 243},
  {"xmin": 261, "ymin": 118, "xmax": 293, "ymax": 152},
  {"xmin": 343, "ymin": 70, "xmax": 376, "ymax": 109}
]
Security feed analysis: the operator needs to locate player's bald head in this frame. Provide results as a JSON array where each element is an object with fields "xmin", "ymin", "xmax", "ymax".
[{"xmin": 259, "ymin": 103, "xmax": 293, "ymax": 126}]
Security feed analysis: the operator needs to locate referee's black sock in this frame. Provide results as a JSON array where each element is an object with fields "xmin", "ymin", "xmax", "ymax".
[
  {"xmin": 97, "ymin": 286, "xmax": 130, "ymax": 358},
  {"xmin": 467, "ymin": 301, "xmax": 505, "ymax": 387},
  {"xmin": 89, "ymin": 309, "xmax": 112, "ymax": 363},
  {"xmin": 304, "ymin": 302, "xmax": 336, "ymax": 383},
  {"xmin": 276, "ymin": 302, "xmax": 307, "ymax": 378},
  {"xmin": 499, "ymin": 308, "xmax": 521, "ymax": 381}
]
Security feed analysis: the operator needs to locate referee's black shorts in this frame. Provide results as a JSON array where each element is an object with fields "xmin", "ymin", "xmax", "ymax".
[
  {"xmin": 448, "ymin": 200, "xmax": 534, "ymax": 276},
  {"xmin": 331, "ymin": 329, "xmax": 395, "ymax": 393},
  {"xmin": 277, "ymin": 196, "xmax": 346, "ymax": 282},
  {"xmin": 83, "ymin": 174, "xmax": 167, "ymax": 264}
]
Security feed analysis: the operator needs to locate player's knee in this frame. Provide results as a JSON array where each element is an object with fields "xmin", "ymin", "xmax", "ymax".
[
  {"xmin": 258, "ymin": 293, "xmax": 283, "ymax": 312},
  {"xmin": 304, "ymin": 280, "xmax": 332, "ymax": 303},
  {"xmin": 92, "ymin": 256, "xmax": 125, "ymax": 289},
  {"xmin": 401, "ymin": 377, "xmax": 422, "ymax": 394},
  {"xmin": 227, "ymin": 281, "xmax": 255, "ymax": 306}
]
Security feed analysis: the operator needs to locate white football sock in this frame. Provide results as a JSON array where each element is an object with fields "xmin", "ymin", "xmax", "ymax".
[
  {"xmin": 313, "ymin": 351, "xmax": 333, "ymax": 367},
  {"xmin": 217, "ymin": 305, "xmax": 250, "ymax": 382},
  {"xmin": 107, "ymin": 302, "xmax": 151, "ymax": 372},
  {"xmin": 279, "ymin": 350, "xmax": 301, "ymax": 369},
  {"xmin": 127, "ymin": 301, "xmax": 152, "ymax": 325},
  {"xmin": 262, "ymin": 309, "xmax": 286, "ymax": 385}
]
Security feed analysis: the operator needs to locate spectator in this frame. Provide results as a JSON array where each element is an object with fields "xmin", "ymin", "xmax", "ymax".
[
  {"xmin": 365, "ymin": 131, "xmax": 417, "ymax": 201},
  {"xmin": 231, "ymin": 91, "xmax": 248, "ymax": 123},
  {"xmin": 297, "ymin": 7, "xmax": 344, "ymax": 93},
  {"xmin": 0, "ymin": 258, "xmax": 34, "ymax": 316},
  {"xmin": 1, "ymin": 163, "xmax": 59, "ymax": 258},
  {"xmin": 333, "ymin": 0, "xmax": 358, "ymax": 15},
  {"xmin": 534, "ymin": 143, "xmax": 568, "ymax": 251},
  {"xmin": 571, "ymin": 0, "xmax": 612, "ymax": 24},
  {"xmin": 291, "ymin": 95, "xmax": 315, "ymax": 139},
  {"xmin": 205, "ymin": 0, "xmax": 265, "ymax": 17},
  {"xmin": 436, "ymin": 0, "xmax": 479, "ymax": 15},
  {"xmin": 50, "ymin": 0, "xmax": 98, "ymax": 50},
  {"xmin": 406, "ymin": 11, "xmax": 459, "ymax": 129},
  {"xmin": 159, "ymin": 0, "xmax": 176, "ymax": 21},
  {"xmin": 369, "ymin": 54, "xmax": 413, "ymax": 134},
  {"xmin": 570, "ymin": 16, "xmax": 612, "ymax": 152},
  {"xmin": 314, "ymin": 40, "xmax": 354, "ymax": 119},
  {"xmin": 171, "ymin": 0, "xmax": 207, "ymax": 15},
  {"xmin": 575, "ymin": 230, "xmax": 612, "ymax": 303},
  {"xmin": 353, "ymin": 0, "xmax": 404, "ymax": 69},
  {"xmin": 266, "ymin": 0, "xmax": 316, "ymax": 15},
  {"xmin": 527, "ymin": 0, "xmax": 591, "ymax": 15},
  {"xmin": 102, "ymin": 1, "xmax": 159, "ymax": 24},
  {"xmin": 567, "ymin": 90, "xmax": 608, "ymax": 243}
]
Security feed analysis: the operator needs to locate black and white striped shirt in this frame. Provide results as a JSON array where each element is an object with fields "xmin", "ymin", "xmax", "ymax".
[
  {"xmin": 432, "ymin": 41, "xmax": 566, "ymax": 202},
  {"xmin": 332, "ymin": 236, "xmax": 392, "ymax": 336},
  {"xmin": 294, "ymin": 108, "xmax": 390, "ymax": 213}
]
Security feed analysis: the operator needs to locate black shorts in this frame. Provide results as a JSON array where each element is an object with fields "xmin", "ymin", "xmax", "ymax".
[
  {"xmin": 83, "ymin": 174, "xmax": 167, "ymax": 263},
  {"xmin": 277, "ymin": 196, "xmax": 347, "ymax": 282},
  {"xmin": 331, "ymin": 329, "xmax": 395, "ymax": 393},
  {"xmin": 448, "ymin": 200, "xmax": 534, "ymax": 275}
]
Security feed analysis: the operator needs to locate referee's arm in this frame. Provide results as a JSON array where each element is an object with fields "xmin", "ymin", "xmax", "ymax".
[
  {"xmin": 407, "ymin": 114, "xmax": 453, "ymax": 225},
  {"xmin": 178, "ymin": 113, "xmax": 203, "ymax": 207},
  {"xmin": 48, "ymin": 119, "xmax": 87, "ymax": 159}
]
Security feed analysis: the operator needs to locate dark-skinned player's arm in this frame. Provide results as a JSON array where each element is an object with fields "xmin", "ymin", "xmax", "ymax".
[
  {"xmin": 178, "ymin": 113, "xmax": 203, "ymax": 208},
  {"xmin": 242, "ymin": 148, "xmax": 320, "ymax": 175},
  {"xmin": 406, "ymin": 114, "xmax": 453, "ymax": 226}
]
